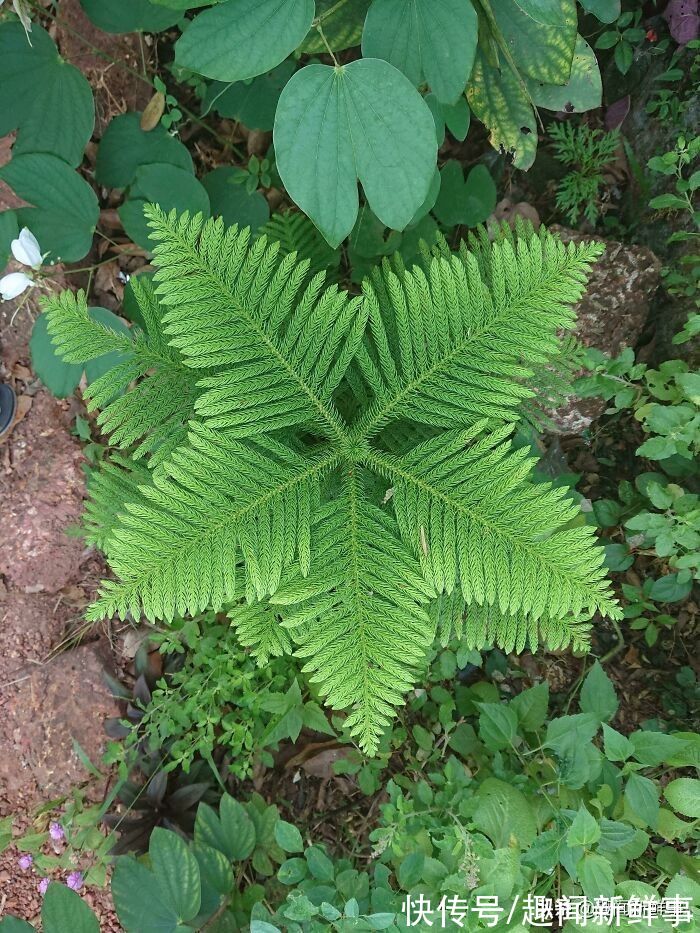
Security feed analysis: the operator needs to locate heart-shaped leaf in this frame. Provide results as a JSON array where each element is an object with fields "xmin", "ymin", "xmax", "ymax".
[
  {"xmin": 202, "ymin": 167, "xmax": 270, "ymax": 231},
  {"xmin": 467, "ymin": 53, "xmax": 537, "ymax": 170},
  {"xmin": 0, "ymin": 23, "xmax": 94, "ymax": 167},
  {"xmin": 118, "ymin": 164, "xmax": 211, "ymax": 249},
  {"xmin": 96, "ymin": 112, "xmax": 193, "ymax": 188},
  {"xmin": 432, "ymin": 161, "xmax": 496, "ymax": 227},
  {"xmin": 274, "ymin": 58, "xmax": 437, "ymax": 246},
  {"xmin": 41, "ymin": 883, "xmax": 99, "ymax": 933},
  {"xmin": 176, "ymin": 0, "xmax": 314, "ymax": 82},
  {"xmin": 528, "ymin": 36, "xmax": 601, "ymax": 113},
  {"xmin": 149, "ymin": 828, "xmax": 201, "ymax": 922},
  {"xmin": 362, "ymin": 0, "xmax": 478, "ymax": 104},
  {"xmin": 0, "ymin": 154, "xmax": 99, "ymax": 263},
  {"xmin": 80, "ymin": 0, "xmax": 183, "ymax": 33}
]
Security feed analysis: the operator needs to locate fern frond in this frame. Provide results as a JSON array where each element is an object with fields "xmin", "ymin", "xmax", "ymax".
[
  {"xmin": 87, "ymin": 424, "xmax": 335, "ymax": 622},
  {"xmin": 236, "ymin": 474, "xmax": 436, "ymax": 754},
  {"xmin": 350, "ymin": 230, "xmax": 604, "ymax": 440},
  {"xmin": 83, "ymin": 455, "xmax": 153, "ymax": 552},
  {"xmin": 142, "ymin": 206, "xmax": 367, "ymax": 443},
  {"xmin": 260, "ymin": 211, "xmax": 341, "ymax": 280},
  {"xmin": 42, "ymin": 282, "xmax": 201, "ymax": 465},
  {"xmin": 365, "ymin": 423, "xmax": 621, "ymax": 624},
  {"xmin": 430, "ymin": 592, "xmax": 592, "ymax": 654},
  {"xmin": 49, "ymin": 209, "xmax": 622, "ymax": 755}
]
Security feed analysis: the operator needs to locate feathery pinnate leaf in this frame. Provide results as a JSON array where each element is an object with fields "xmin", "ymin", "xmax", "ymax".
[{"xmin": 43, "ymin": 206, "xmax": 620, "ymax": 753}]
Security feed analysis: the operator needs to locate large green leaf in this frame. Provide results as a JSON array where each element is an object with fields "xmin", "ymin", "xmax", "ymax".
[
  {"xmin": 80, "ymin": 0, "xmax": 183, "ymax": 33},
  {"xmin": 202, "ymin": 167, "xmax": 270, "ymax": 230},
  {"xmin": 219, "ymin": 795, "xmax": 256, "ymax": 860},
  {"xmin": 467, "ymin": 53, "xmax": 537, "ymax": 170},
  {"xmin": 192, "ymin": 843, "xmax": 234, "ymax": 917},
  {"xmin": 0, "ymin": 210, "xmax": 19, "ymax": 266},
  {"xmin": 149, "ymin": 828, "xmax": 201, "ymax": 922},
  {"xmin": 489, "ymin": 0, "xmax": 577, "ymax": 84},
  {"xmin": 0, "ymin": 154, "xmax": 99, "ymax": 262},
  {"xmin": 0, "ymin": 919, "xmax": 34, "ymax": 931},
  {"xmin": 299, "ymin": 0, "xmax": 371, "ymax": 52},
  {"xmin": 528, "ymin": 36, "xmax": 601, "ymax": 113},
  {"xmin": 96, "ymin": 112, "xmax": 193, "ymax": 188},
  {"xmin": 432, "ymin": 161, "xmax": 496, "ymax": 227},
  {"xmin": 361, "ymin": 0, "xmax": 478, "ymax": 104},
  {"xmin": 202, "ymin": 61, "xmax": 296, "ymax": 131},
  {"xmin": 118, "ymin": 164, "xmax": 211, "ymax": 249},
  {"xmin": 0, "ymin": 23, "xmax": 94, "ymax": 167},
  {"xmin": 112, "ymin": 857, "xmax": 181, "ymax": 932},
  {"xmin": 41, "ymin": 883, "xmax": 99, "ymax": 933},
  {"xmin": 274, "ymin": 59, "xmax": 437, "ymax": 246},
  {"xmin": 578, "ymin": 852, "xmax": 615, "ymax": 898},
  {"xmin": 664, "ymin": 778, "xmax": 700, "ymax": 819},
  {"xmin": 512, "ymin": 0, "xmax": 568, "ymax": 24},
  {"xmin": 175, "ymin": 0, "xmax": 314, "ymax": 82},
  {"xmin": 579, "ymin": 0, "xmax": 620, "ymax": 22},
  {"xmin": 473, "ymin": 778, "xmax": 537, "ymax": 848},
  {"xmin": 151, "ymin": 0, "xmax": 220, "ymax": 6}
]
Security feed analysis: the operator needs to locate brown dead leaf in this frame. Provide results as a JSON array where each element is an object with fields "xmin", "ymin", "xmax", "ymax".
[{"xmin": 141, "ymin": 92, "xmax": 166, "ymax": 132}]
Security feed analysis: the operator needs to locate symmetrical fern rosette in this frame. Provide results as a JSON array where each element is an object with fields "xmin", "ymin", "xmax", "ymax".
[{"xmin": 42, "ymin": 207, "xmax": 620, "ymax": 753}]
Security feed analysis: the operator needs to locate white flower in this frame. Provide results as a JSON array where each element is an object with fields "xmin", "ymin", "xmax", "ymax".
[
  {"xmin": 0, "ymin": 271, "xmax": 34, "ymax": 301},
  {"xmin": 11, "ymin": 228, "xmax": 42, "ymax": 270}
]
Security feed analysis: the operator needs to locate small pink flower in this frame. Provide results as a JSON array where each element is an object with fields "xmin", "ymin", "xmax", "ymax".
[
  {"xmin": 49, "ymin": 821, "xmax": 65, "ymax": 842},
  {"xmin": 66, "ymin": 871, "xmax": 83, "ymax": 891},
  {"xmin": 18, "ymin": 854, "xmax": 33, "ymax": 870},
  {"xmin": 38, "ymin": 877, "xmax": 50, "ymax": 895}
]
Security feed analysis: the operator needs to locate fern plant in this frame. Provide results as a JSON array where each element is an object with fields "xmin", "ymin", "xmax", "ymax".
[
  {"xmin": 550, "ymin": 123, "xmax": 620, "ymax": 226},
  {"xmin": 42, "ymin": 207, "xmax": 621, "ymax": 753}
]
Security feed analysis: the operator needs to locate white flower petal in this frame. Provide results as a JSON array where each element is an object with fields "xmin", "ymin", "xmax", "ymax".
[
  {"xmin": 0, "ymin": 272, "xmax": 33, "ymax": 300},
  {"xmin": 11, "ymin": 228, "xmax": 42, "ymax": 269}
]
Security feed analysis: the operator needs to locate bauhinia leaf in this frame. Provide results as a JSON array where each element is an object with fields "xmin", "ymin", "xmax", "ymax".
[
  {"xmin": 0, "ymin": 22, "xmax": 94, "ymax": 167},
  {"xmin": 0, "ymin": 154, "xmax": 99, "ymax": 263},
  {"xmin": 467, "ymin": 52, "xmax": 537, "ymax": 170},
  {"xmin": 361, "ymin": 0, "xmax": 478, "ymax": 104},
  {"xmin": 528, "ymin": 36, "xmax": 602, "ymax": 113},
  {"xmin": 175, "ymin": 0, "xmax": 314, "ymax": 82},
  {"xmin": 274, "ymin": 58, "xmax": 437, "ymax": 246}
]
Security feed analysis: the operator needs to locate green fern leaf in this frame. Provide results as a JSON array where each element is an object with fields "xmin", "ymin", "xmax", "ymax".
[
  {"xmin": 45, "ymin": 208, "xmax": 621, "ymax": 753},
  {"xmin": 231, "ymin": 474, "xmax": 436, "ymax": 754},
  {"xmin": 350, "ymin": 231, "xmax": 604, "ymax": 438},
  {"xmin": 142, "ymin": 206, "xmax": 366, "ymax": 442},
  {"xmin": 42, "ymin": 280, "xmax": 201, "ymax": 465},
  {"xmin": 260, "ymin": 210, "xmax": 341, "ymax": 280}
]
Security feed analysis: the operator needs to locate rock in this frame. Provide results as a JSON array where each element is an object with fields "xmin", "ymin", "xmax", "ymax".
[
  {"xmin": 0, "ymin": 391, "xmax": 86, "ymax": 593},
  {"xmin": 547, "ymin": 227, "xmax": 661, "ymax": 434},
  {"xmin": 0, "ymin": 642, "xmax": 120, "ymax": 813}
]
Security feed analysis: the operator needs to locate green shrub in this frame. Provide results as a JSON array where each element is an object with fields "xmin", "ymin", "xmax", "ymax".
[{"xmin": 2, "ymin": 664, "xmax": 698, "ymax": 932}]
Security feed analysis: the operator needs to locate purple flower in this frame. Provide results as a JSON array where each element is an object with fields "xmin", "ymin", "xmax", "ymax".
[
  {"xmin": 49, "ymin": 821, "xmax": 65, "ymax": 842},
  {"xmin": 66, "ymin": 871, "xmax": 84, "ymax": 891},
  {"xmin": 18, "ymin": 854, "xmax": 33, "ymax": 870},
  {"xmin": 38, "ymin": 877, "xmax": 50, "ymax": 895}
]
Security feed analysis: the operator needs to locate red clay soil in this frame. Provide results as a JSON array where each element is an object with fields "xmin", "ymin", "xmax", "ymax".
[{"xmin": 0, "ymin": 320, "xmax": 122, "ymax": 927}]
